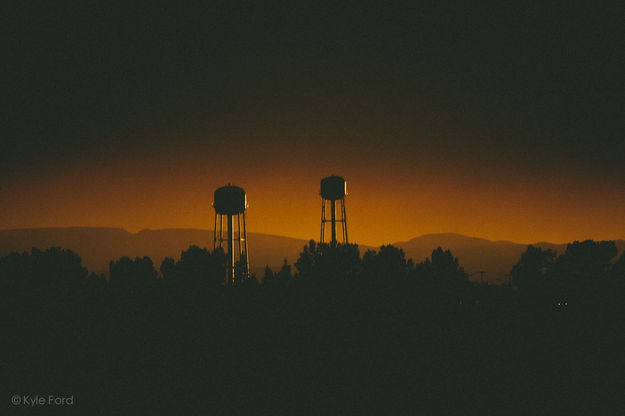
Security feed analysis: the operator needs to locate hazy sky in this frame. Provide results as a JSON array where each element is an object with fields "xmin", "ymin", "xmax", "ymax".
[{"xmin": 3, "ymin": 2, "xmax": 624, "ymax": 245}]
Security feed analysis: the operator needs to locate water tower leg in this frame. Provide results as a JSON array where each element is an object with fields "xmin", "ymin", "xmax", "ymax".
[
  {"xmin": 219, "ymin": 215, "xmax": 224, "ymax": 248},
  {"xmin": 242, "ymin": 211, "xmax": 249, "ymax": 278},
  {"xmin": 237, "ymin": 213, "xmax": 242, "ymax": 263},
  {"xmin": 227, "ymin": 213, "xmax": 234, "ymax": 286},
  {"xmin": 213, "ymin": 213, "xmax": 217, "ymax": 250},
  {"xmin": 331, "ymin": 199, "xmax": 336, "ymax": 244},
  {"xmin": 341, "ymin": 198, "xmax": 348, "ymax": 244},
  {"xmin": 320, "ymin": 199, "xmax": 325, "ymax": 243}
]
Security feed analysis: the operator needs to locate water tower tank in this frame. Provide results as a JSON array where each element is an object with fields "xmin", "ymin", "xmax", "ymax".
[
  {"xmin": 320, "ymin": 175, "xmax": 347, "ymax": 200},
  {"xmin": 213, "ymin": 185, "xmax": 247, "ymax": 215}
]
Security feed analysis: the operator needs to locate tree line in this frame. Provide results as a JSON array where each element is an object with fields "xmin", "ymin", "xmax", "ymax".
[{"xmin": 2, "ymin": 239, "xmax": 623, "ymax": 306}]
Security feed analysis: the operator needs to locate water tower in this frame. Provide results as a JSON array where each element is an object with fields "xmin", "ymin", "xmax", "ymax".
[
  {"xmin": 320, "ymin": 175, "xmax": 348, "ymax": 245},
  {"xmin": 213, "ymin": 184, "xmax": 249, "ymax": 286}
]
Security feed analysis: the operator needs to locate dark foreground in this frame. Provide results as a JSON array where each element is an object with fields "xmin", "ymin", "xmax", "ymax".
[
  {"xmin": 6, "ymin": 286, "xmax": 625, "ymax": 414},
  {"xmin": 4, "ymin": 243, "xmax": 625, "ymax": 414}
]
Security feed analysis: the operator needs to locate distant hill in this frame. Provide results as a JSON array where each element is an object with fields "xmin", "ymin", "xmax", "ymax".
[
  {"xmin": 394, "ymin": 233, "xmax": 625, "ymax": 284},
  {"xmin": 0, "ymin": 228, "xmax": 623, "ymax": 284}
]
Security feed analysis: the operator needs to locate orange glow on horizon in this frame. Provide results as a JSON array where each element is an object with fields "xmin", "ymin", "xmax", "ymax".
[{"xmin": 2, "ymin": 138, "xmax": 624, "ymax": 247}]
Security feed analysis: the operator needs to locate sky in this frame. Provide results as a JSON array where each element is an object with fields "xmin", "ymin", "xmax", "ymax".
[{"xmin": 3, "ymin": 2, "xmax": 624, "ymax": 246}]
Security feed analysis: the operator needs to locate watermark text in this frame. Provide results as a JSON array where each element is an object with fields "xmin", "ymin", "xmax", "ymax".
[{"xmin": 11, "ymin": 394, "xmax": 74, "ymax": 407}]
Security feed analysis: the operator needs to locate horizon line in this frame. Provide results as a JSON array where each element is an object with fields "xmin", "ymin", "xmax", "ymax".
[{"xmin": 2, "ymin": 225, "xmax": 623, "ymax": 247}]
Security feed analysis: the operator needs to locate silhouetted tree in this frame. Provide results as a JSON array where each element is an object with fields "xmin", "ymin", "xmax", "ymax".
[
  {"xmin": 416, "ymin": 247, "xmax": 469, "ymax": 304},
  {"xmin": 294, "ymin": 240, "xmax": 318, "ymax": 277},
  {"xmin": 555, "ymin": 240, "xmax": 617, "ymax": 277},
  {"xmin": 0, "ymin": 247, "xmax": 89, "ymax": 307},
  {"xmin": 160, "ymin": 257, "xmax": 176, "ymax": 280},
  {"xmin": 161, "ymin": 246, "xmax": 227, "ymax": 291},
  {"xmin": 262, "ymin": 259, "xmax": 293, "ymax": 287},
  {"xmin": 362, "ymin": 245, "xmax": 412, "ymax": 285},
  {"xmin": 421, "ymin": 247, "xmax": 468, "ymax": 283},
  {"xmin": 276, "ymin": 258, "xmax": 292, "ymax": 280},
  {"xmin": 551, "ymin": 240, "xmax": 617, "ymax": 305},
  {"xmin": 109, "ymin": 256, "xmax": 158, "ymax": 296},
  {"xmin": 295, "ymin": 240, "xmax": 361, "ymax": 281},
  {"xmin": 262, "ymin": 265, "xmax": 275, "ymax": 285},
  {"xmin": 510, "ymin": 245, "xmax": 556, "ymax": 297}
]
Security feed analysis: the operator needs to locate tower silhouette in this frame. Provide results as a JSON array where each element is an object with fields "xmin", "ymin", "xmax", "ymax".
[
  {"xmin": 320, "ymin": 175, "xmax": 348, "ymax": 245},
  {"xmin": 213, "ymin": 184, "xmax": 249, "ymax": 286}
]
